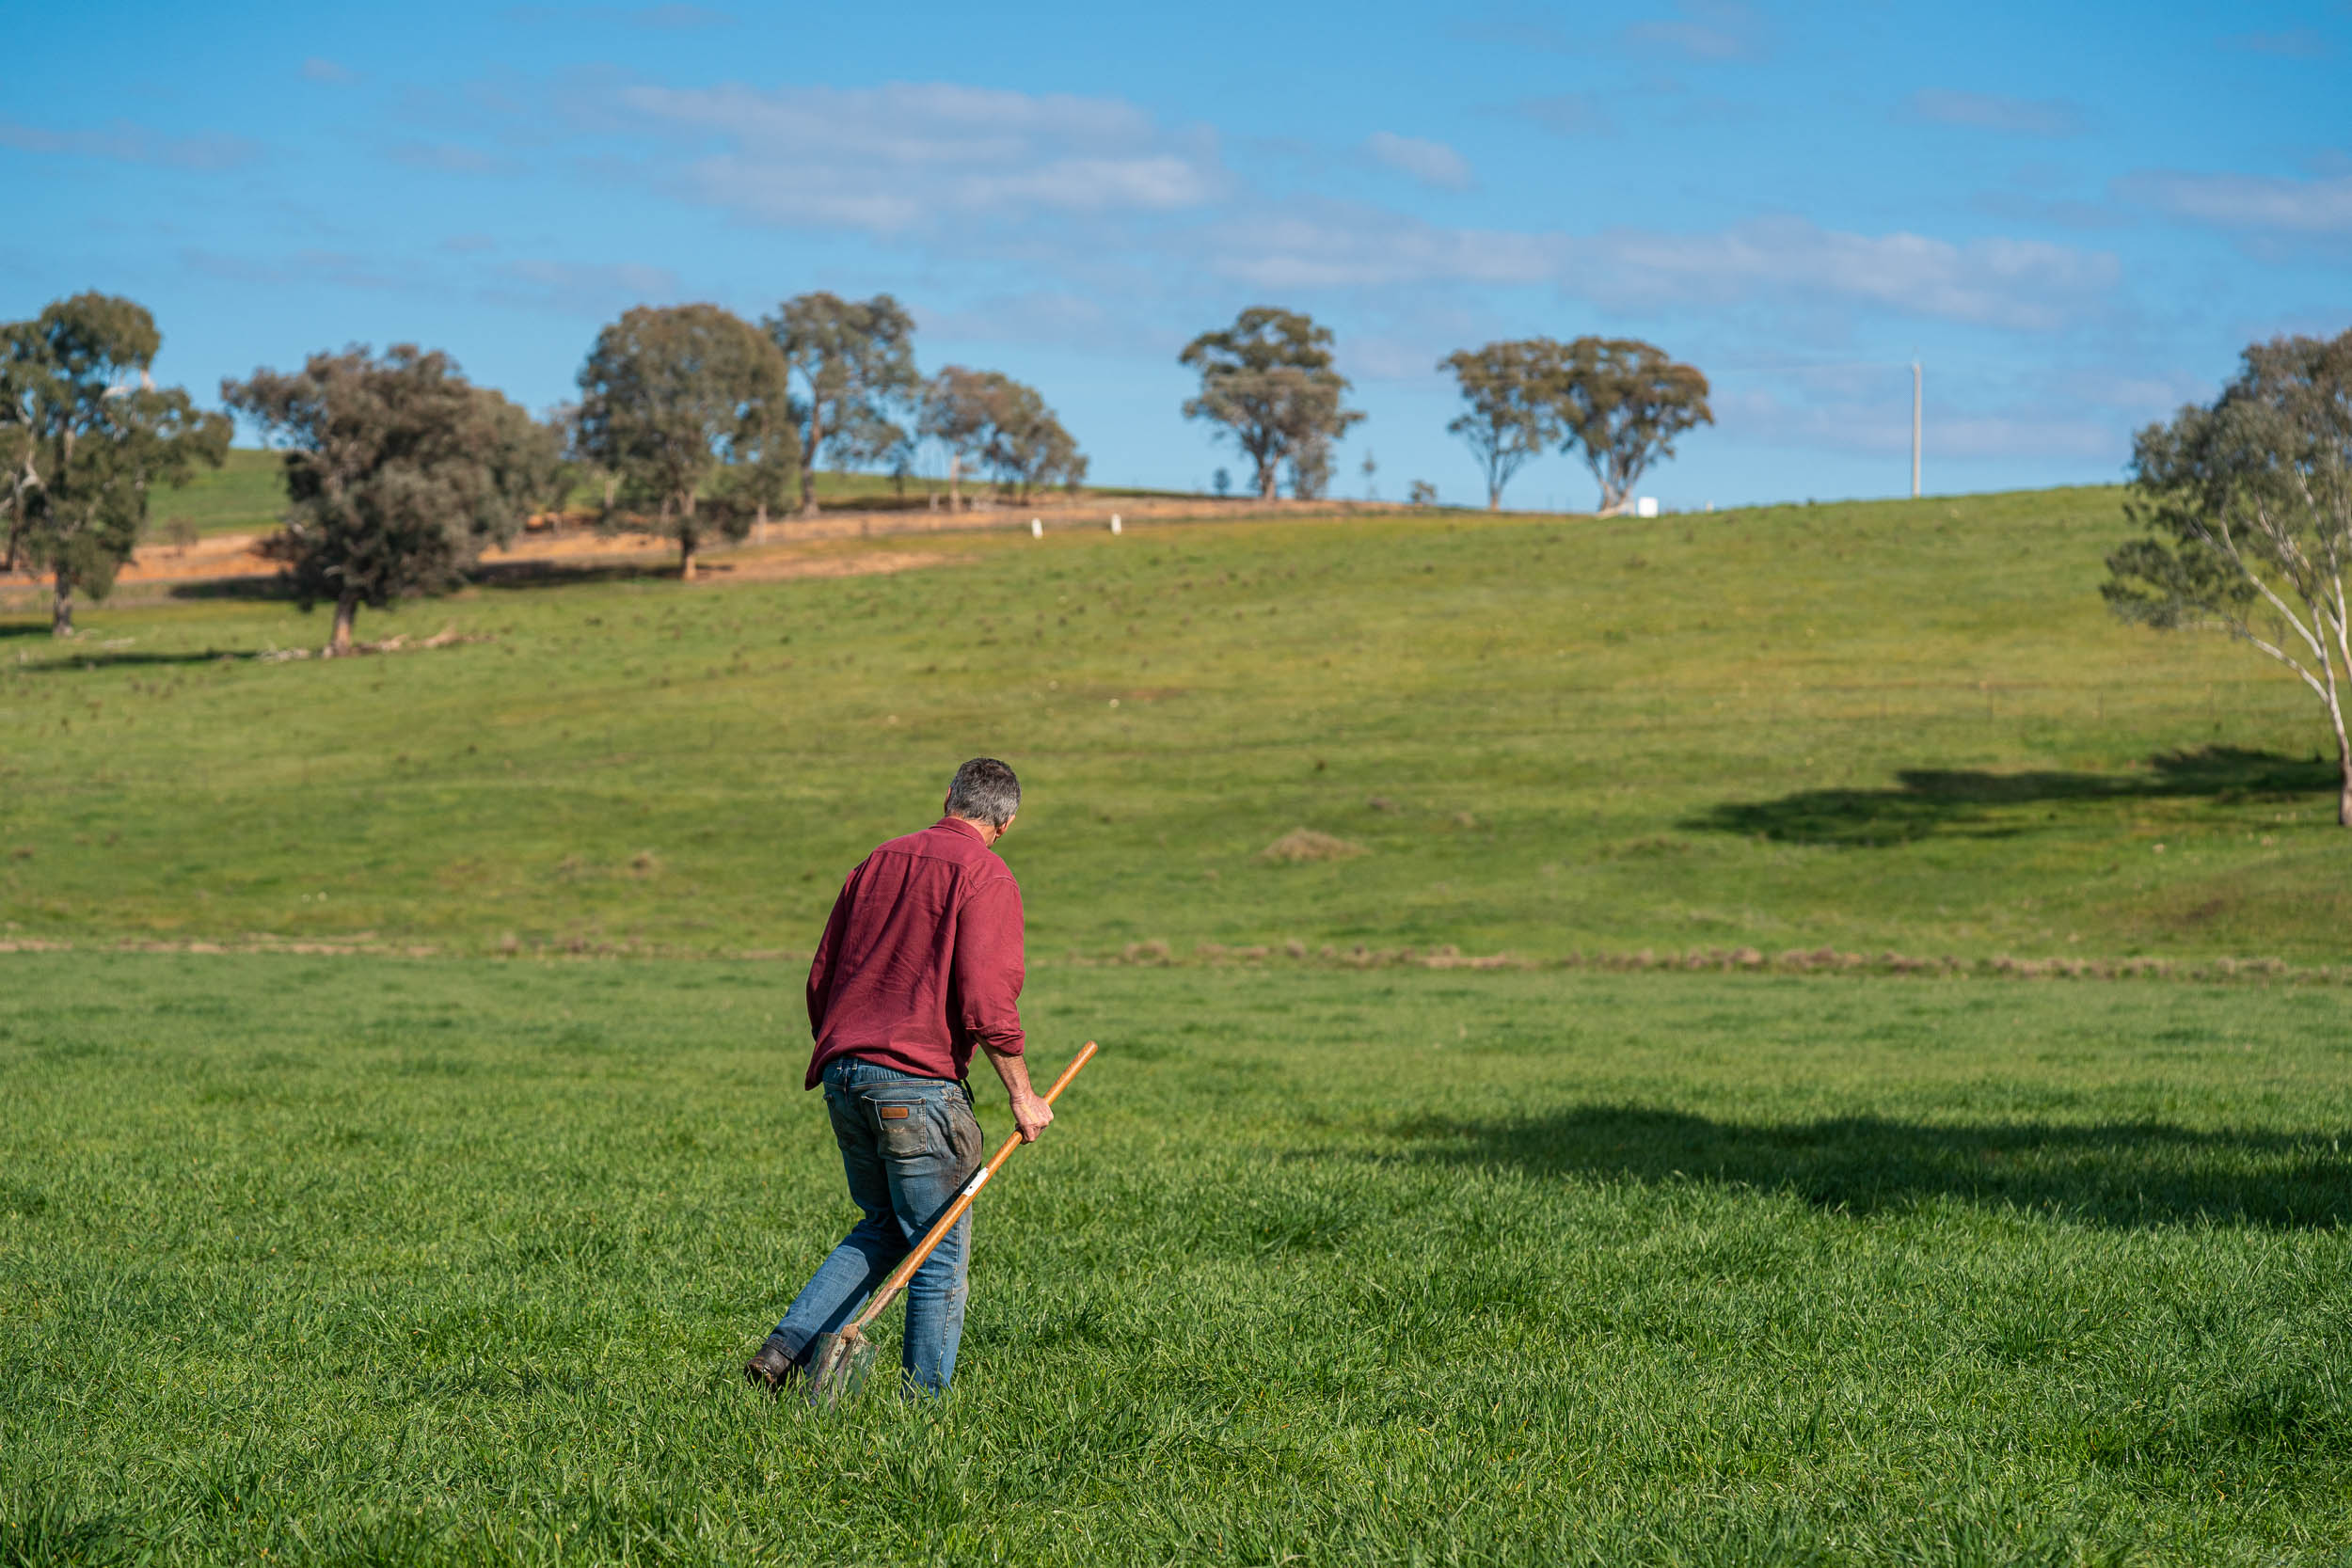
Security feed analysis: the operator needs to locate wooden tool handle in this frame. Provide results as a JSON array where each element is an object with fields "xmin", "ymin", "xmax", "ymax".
[{"xmin": 849, "ymin": 1041, "xmax": 1096, "ymax": 1335}]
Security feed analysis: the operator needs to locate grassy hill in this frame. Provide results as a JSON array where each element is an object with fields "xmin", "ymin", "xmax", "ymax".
[
  {"xmin": 0, "ymin": 483, "xmax": 2344, "ymax": 962},
  {"xmin": 148, "ymin": 447, "xmax": 286, "ymax": 537}
]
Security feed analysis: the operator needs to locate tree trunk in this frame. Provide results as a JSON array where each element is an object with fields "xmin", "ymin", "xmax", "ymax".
[
  {"xmin": 2333, "ymin": 705, "xmax": 2352, "ymax": 829},
  {"xmin": 948, "ymin": 453, "xmax": 961, "ymax": 512},
  {"xmin": 1259, "ymin": 463, "xmax": 1279, "ymax": 501},
  {"xmin": 329, "ymin": 592, "xmax": 358, "ymax": 655},
  {"xmin": 754, "ymin": 502, "xmax": 768, "ymax": 546},
  {"xmin": 50, "ymin": 572, "xmax": 72, "ymax": 637},
  {"xmin": 799, "ymin": 408, "xmax": 823, "ymax": 517},
  {"xmin": 1488, "ymin": 485, "xmax": 1502, "ymax": 512}
]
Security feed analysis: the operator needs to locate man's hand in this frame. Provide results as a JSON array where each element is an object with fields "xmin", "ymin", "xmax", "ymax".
[{"xmin": 1010, "ymin": 1090, "xmax": 1054, "ymax": 1143}]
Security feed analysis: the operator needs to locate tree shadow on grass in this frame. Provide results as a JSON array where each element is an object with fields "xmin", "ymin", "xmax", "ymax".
[
  {"xmin": 1684, "ymin": 746, "xmax": 2336, "ymax": 847},
  {"xmin": 472, "ymin": 559, "xmax": 694, "ymax": 591},
  {"xmin": 163, "ymin": 576, "xmax": 294, "ymax": 602},
  {"xmin": 164, "ymin": 559, "xmax": 697, "ymax": 602},
  {"xmin": 15, "ymin": 648, "xmax": 265, "ymax": 673},
  {"xmin": 1399, "ymin": 1105, "xmax": 2352, "ymax": 1228}
]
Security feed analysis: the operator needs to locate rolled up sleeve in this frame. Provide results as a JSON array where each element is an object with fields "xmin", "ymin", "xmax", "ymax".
[{"xmin": 950, "ymin": 874, "xmax": 1025, "ymax": 1058}]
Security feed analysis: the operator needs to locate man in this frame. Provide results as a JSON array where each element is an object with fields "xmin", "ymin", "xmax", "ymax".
[{"xmin": 746, "ymin": 757, "xmax": 1051, "ymax": 1396}]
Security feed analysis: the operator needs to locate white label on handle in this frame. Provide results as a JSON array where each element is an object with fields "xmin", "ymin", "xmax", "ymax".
[{"xmin": 963, "ymin": 1166, "xmax": 991, "ymax": 1198}]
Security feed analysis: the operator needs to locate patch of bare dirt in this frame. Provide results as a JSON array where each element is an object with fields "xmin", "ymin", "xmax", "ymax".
[{"xmin": 722, "ymin": 548, "xmax": 961, "ymax": 583}]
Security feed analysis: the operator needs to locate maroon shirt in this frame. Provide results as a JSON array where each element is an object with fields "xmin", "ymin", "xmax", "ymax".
[{"xmin": 803, "ymin": 817, "xmax": 1026, "ymax": 1087}]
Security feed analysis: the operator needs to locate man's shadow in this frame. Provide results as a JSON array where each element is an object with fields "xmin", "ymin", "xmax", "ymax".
[{"xmin": 1398, "ymin": 1105, "xmax": 2351, "ymax": 1228}]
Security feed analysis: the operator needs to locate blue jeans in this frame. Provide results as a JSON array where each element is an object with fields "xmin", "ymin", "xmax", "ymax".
[{"xmin": 771, "ymin": 1055, "xmax": 985, "ymax": 1394}]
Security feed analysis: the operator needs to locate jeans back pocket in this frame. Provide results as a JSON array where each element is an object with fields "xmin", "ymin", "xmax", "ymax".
[{"xmin": 871, "ymin": 1099, "xmax": 934, "ymax": 1159}]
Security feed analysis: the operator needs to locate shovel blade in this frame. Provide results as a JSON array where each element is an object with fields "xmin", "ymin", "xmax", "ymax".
[{"xmin": 805, "ymin": 1328, "xmax": 878, "ymax": 1405}]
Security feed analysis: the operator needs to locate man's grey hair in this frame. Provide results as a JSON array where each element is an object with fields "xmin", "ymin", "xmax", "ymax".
[{"xmin": 946, "ymin": 756, "xmax": 1021, "ymax": 828}]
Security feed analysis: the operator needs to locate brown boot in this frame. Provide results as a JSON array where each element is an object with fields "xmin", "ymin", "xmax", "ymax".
[{"xmin": 744, "ymin": 1333, "xmax": 802, "ymax": 1391}]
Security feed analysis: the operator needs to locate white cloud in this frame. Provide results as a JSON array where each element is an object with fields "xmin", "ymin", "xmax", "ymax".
[
  {"xmin": 1365, "ymin": 132, "xmax": 1473, "ymax": 191},
  {"xmin": 2122, "ymin": 169, "xmax": 2352, "ymax": 235},
  {"xmin": 920, "ymin": 291, "xmax": 1164, "ymax": 356},
  {"xmin": 1623, "ymin": 1, "xmax": 1768, "ymax": 61},
  {"xmin": 489, "ymin": 259, "xmax": 682, "ymax": 314},
  {"xmin": 2229, "ymin": 27, "xmax": 2330, "ymax": 56},
  {"xmin": 389, "ymin": 141, "xmax": 519, "ymax": 176},
  {"xmin": 0, "ymin": 119, "xmax": 260, "ymax": 171},
  {"xmin": 1718, "ymin": 386, "xmax": 2122, "ymax": 461},
  {"xmin": 628, "ymin": 4, "xmax": 736, "ymax": 27},
  {"xmin": 1205, "ymin": 205, "xmax": 1565, "ymax": 289},
  {"xmin": 181, "ymin": 248, "xmax": 402, "ymax": 291},
  {"xmin": 504, "ymin": 5, "xmax": 737, "ymax": 26},
  {"xmin": 1514, "ymin": 93, "xmax": 1613, "ymax": 136},
  {"xmin": 1905, "ymin": 88, "xmax": 2082, "ymax": 138},
  {"xmin": 611, "ymin": 81, "xmax": 1225, "ymax": 234},
  {"xmin": 1206, "ymin": 207, "xmax": 2118, "ymax": 332},
  {"xmin": 1567, "ymin": 215, "xmax": 2120, "ymax": 330}
]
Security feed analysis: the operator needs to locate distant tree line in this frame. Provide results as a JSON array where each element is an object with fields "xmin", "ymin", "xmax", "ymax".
[
  {"xmin": 4, "ymin": 287, "xmax": 1722, "ymax": 644},
  {"xmin": 560, "ymin": 293, "xmax": 1088, "ymax": 584},
  {"xmin": 0, "ymin": 290, "xmax": 1090, "ymax": 643},
  {"xmin": 1439, "ymin": 336, "xmax": 1711, "ymax": 514},
  {"xmin": 1172, "ymin": 307, "xmax": 1711, "ymax": 515}
]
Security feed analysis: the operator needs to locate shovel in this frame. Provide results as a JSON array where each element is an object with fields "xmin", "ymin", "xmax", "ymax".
[{"xmin": 804, "ymin": 1040, "xmax": 1098, "ymax": 1403}]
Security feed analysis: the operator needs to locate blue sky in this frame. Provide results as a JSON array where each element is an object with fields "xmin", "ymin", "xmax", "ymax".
[{"xmin": 8, "ymin": 0, "xmax": 2348, "ymax": 507}]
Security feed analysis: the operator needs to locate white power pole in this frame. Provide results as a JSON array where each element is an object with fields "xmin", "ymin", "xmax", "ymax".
[{"xmin": 1911, "ymin": 358, "xmax": 1922, "ymax": 498}]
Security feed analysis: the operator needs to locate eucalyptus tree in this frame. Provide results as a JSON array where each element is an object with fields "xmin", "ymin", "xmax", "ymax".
[
  {"xmin": 574, "ymin": 304, "xmax": 789, "ymax": 578},
  {"xmin": 1547, "ymin": 337, "xmax": 1710, "ymax": 515},
  {"xmin": 0, "ymin": 293, "xmax": 229, "ymax": 635},
  {"xmin": 919, "ymin": 367, "xmax": 1086, "ymax": 502},
  {"xmin": 1440, "ymin": 339, "xmax": 1563, "ymax": 510},
  {"xmin": 2106, "ymin": 329, "xmax": 2352, "ymax": 826},
  {"xmin": 918, "ymin": 365, "xmax": 994, "ymax": 511},
  {"xmin": 1180, "ymin": 308, "xmax": 1361, "ymax": 500},
  {"xmin": 763, "ymin": 293, "xmax": 919, "ymax": 516},
  {"xmin": 225, "ymin": 345, "xmax": 560, "ymax": 652}
]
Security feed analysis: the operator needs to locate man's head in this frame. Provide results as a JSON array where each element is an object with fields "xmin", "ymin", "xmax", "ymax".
[{"xmin": 944, "ymin": 756, "xmax": 1020, "ymax": 842}]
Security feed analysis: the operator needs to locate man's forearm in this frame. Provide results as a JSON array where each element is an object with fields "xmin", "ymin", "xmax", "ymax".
[
  {"xmin": 980, "ymin": 1040, "xmax": 1053, "ymax": 1141},
  {"xmin": 981, "ymin": 1040, "xmax": 1037, "ymax": 1101}
]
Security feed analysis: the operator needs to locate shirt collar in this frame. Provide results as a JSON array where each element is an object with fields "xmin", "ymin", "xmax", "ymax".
[{"xmin": 935, "ymin": 816, "xmax": 990, "ymax": 845}]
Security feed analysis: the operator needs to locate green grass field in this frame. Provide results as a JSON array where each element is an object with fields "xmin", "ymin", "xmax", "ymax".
[
  {"xmin": 1, "ymin": 486, "xmax": 2343, "ymax": 963},
  {"xmin": 4, "ymin": 955, "xmax": 2346, "ymax": 1565},
  {"xmin": 146, "ymin": 449, "xmax": 288, "ymax": 539},
  {"xmin": 6, "ymin": 486, "xmax": 2351, "ymax": 1564}
]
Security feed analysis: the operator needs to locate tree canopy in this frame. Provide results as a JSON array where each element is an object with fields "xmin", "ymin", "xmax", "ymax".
[
  {"xmin": 764, "ymin": 293, "xmax": 919, "ymax": 516},
  {"xmin": 0, "ymin": 293, "xmax": 229, "ymax": 635},
  {"xmin": 920, "ymin": 367, "xmax": 1088, "ymax": 503},
  {"xmin": 225, "ymin": 345, "xmax": 559, "ymax": 652},
  {"xmin": 1180, "ymin": 308, "xmax": 1361, "ymax": 501},
  {"xmin": 1440, "ymin": 340, "xmax": 1564, "ymax": 511},
  {"xmin": 2105, "ymin": 328, "xmax": 2352, "ymax": 825},
  {"xmin": 574, "ymin": 304, "xmax": 789, "ymax": 578},
  {"xmin": 1548, "ymin": 337, "xmax": 1710, "ymax": 516}
]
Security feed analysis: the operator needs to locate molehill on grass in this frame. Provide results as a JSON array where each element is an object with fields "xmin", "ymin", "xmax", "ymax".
[{"xmin": 1259, "ymin": 828, "xmax": 1366, "ymax": 863}]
